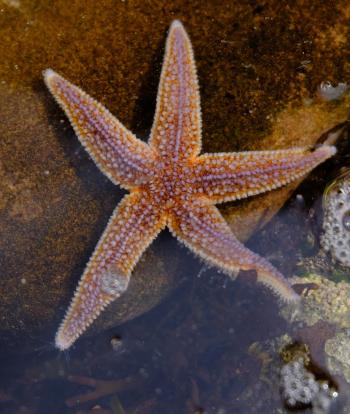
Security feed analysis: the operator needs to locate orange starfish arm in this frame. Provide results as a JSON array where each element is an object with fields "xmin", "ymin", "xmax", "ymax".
[
  {"xmin": 149, "ymin": 20, "xmax": 201, "ymax": 160},
  {"xmin": 192, "ymin": 146, "xmax": 336, "ymax": 203},
  {"xmin": 169, "ymin": 199, "xmax": 299, "ymax": 302},
  {"xmin": 55, "ymin": 191, "xmax": 166, "ymax": 350},
  {"xmin": 43, "ymin": 69, "xmax": 156, "ymax": 188}
]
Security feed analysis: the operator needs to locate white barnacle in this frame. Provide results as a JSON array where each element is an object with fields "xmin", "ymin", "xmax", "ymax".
[
  {"xmin": 318, "ymin": 81, "xmax": 348, "ymax": 101},
  {"xmin": 100, "ymin": 264, "xmax": 130, "ymax": 297}
]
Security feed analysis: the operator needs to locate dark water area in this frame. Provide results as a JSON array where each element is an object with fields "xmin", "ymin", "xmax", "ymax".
[
  {"xmin": 1, "ymin": 194, "xmax": 347, "ymax": 413},
  {"xmin": 2, "ymin": 0, "xmax": 350, "ymax": 413},
  {"xmin": 0, "ymin": 236, "xmax": 301, "ymax": 414}
]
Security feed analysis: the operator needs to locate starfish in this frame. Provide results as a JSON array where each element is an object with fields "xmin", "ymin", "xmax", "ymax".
[{"xmin": 44, "ymin": 20, "xmax": 335, "ymax": 350}]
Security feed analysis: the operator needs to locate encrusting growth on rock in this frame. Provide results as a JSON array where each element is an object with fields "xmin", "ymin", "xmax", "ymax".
[{"xmin": 44, "ymin": 20, "xmax": 336, "ymax": 350}]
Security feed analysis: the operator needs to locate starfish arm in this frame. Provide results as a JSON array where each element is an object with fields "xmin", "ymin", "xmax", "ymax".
[
  {"xmin": 149, "ymin": 20, "xmax": 202, "ymax": 160},
  {"xmin": 192, "ymin": 145, "xmax": 336, "ymax": 203},
  {"xmin": 169, "ymin": 199, "xmax": 299, "ymax": 302},
  {"xmin": 44, "ymin": 69, "xmax": 156, "ymax": 188},
  {"xmin": 55, "ymin": 192, "xmax": 166, "ymax": 350}
]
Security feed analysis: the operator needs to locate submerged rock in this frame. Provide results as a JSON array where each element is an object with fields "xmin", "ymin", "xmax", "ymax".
[
  {"xmin": 276, "ymin": 272, "xmax": 350, "ymax": 411},
  {"xmin": 321, "ymin": 170, "xmax": 350, "ymax": 267},
  {"xmin": 325, "ymin": 330, "xmax": 350, "ymax": 384},
  {"xmin": 283, "ymin": 273, "xmax": 350, "ymax": 329}
]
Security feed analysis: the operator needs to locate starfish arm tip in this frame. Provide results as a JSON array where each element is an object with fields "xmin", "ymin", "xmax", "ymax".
[
  {"xmin": 170, "ymin": 19, "xmax": 184, "ymax": 30},
  {"xmin": 316, "ymin": 144, "xmax": 337, "ymax": 159},
  {"xmin": 43, "ymin": 68, "xmax": 56, "ymax": 82},
  {"xmin": 256, "ymin": 269, "xmax": 301, "ymax": 304},
  {"xmin": 328, "ymin": 145, "xmax": 337, "ymax": 156},
  {"xmin": 285, "ymin": 289, "xmax": 301, "ymax": 303},
  {"xmin": 55, "ymin": 331, "xmax": 71, "ymax": 351}
]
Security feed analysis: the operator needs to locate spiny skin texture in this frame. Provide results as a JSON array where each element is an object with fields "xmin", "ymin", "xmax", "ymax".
[{"xmin": 44, "ymin": 20, "xmax": 336, "ymax": 350}]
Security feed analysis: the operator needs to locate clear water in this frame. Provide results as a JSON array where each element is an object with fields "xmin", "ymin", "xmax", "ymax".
[{"xmin": 1, "ymin": 1, "xmax": 350, "ymax": 413}]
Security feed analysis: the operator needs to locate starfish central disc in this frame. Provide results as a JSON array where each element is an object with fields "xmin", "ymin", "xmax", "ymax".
[{"xmin": 146, "ymin": 160, "xmax": 197, "ymax": 209}]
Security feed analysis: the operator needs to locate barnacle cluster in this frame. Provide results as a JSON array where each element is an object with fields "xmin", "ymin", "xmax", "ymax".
[
  {"xmin": 245, "ymin": 336, "xmax": 338, "ymax": 413},
  {"xmin": 321, "ymin": 170, "xmax": 350, "ymax": 266},
  {"xmin": 281, "ymin": 357, "xmax": 336, "ymax": 412},
  {"xmin": 281, "ymin": 356, "xmax": 318, "ymax": 406}
]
